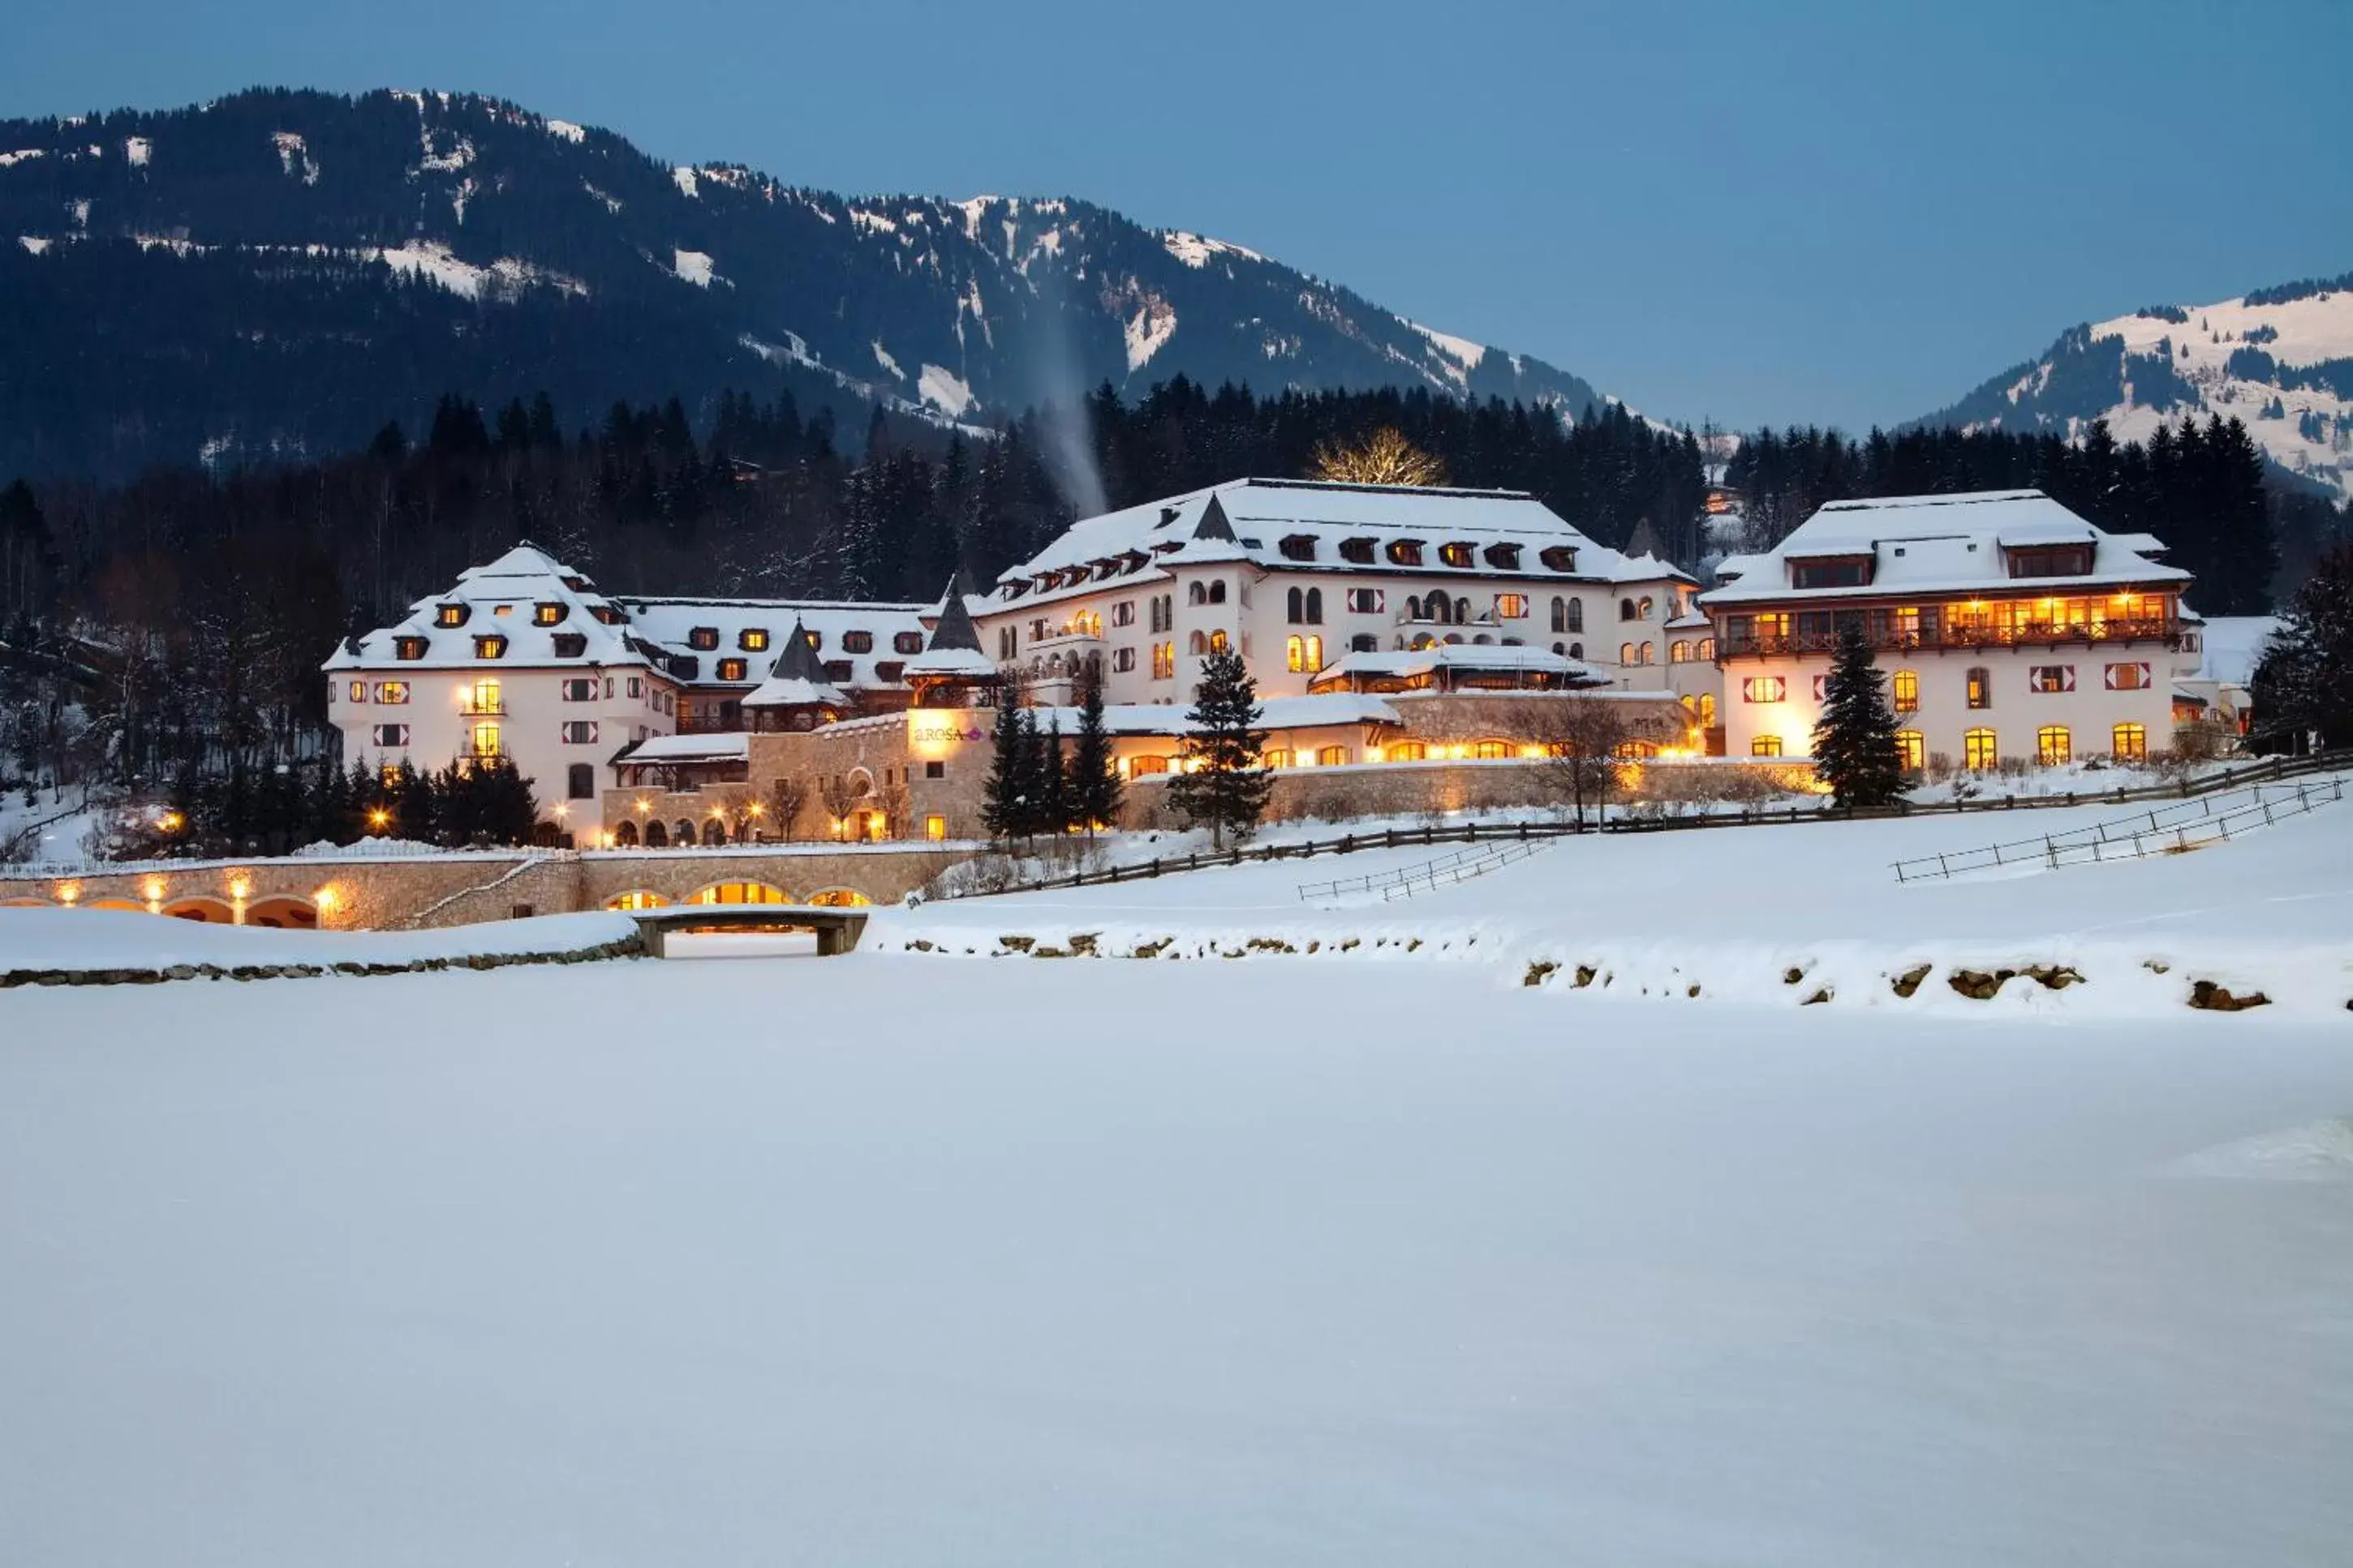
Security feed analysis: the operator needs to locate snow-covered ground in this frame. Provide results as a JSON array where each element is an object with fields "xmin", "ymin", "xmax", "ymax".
[
  {"xmin": 2, "ymin": 956, "xmax": 2349, "ymax": 1565},
  {"xmin": 888, "ymin": 780, "xmax": 2353, "ymax": 1016},
  {"xmin": 0, "ymin": 907, "xmax": 636, "ymax": 970}
]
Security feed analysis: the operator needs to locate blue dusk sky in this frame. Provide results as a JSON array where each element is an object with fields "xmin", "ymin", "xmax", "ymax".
[{"xmin": 6, "ymin": 0, "xmax": 2348, "ymax": 431}]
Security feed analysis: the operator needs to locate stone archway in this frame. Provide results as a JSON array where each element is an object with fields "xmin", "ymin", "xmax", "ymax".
[
  {"xmin": 245, "ymin": 895, "xmax": 319, "ymax": 930},
  {"xmin": 162, "ymin": 896, "xmax": 236, "ymax": 923}
]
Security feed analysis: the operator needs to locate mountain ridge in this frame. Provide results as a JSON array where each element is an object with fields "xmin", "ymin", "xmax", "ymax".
[{"xmin": 0, "ymin": 86, "xmax": 1616, "ymax": 483}]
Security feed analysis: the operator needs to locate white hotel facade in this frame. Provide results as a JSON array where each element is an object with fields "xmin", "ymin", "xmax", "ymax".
[{"xmin": 1700, "ymin": 490, "xmax": 2201, "ymax": 769}]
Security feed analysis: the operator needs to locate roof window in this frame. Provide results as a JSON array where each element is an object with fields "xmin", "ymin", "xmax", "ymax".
[
  {"xmin": 1386, "ymin": 539, "xmax": 1425, "ymax": 567},
  {"xmin": 1439, "ymin": 542, "xmax": 1477, "ymax": 569},
  {"xmin": 688, "ymin": 626, "xmax": 720, "ymax": 651},
  {"xmin": 434, "ymin": 604, "xmax": 469, "ymax": 628},
  {"xmin": 1339, "ymin": 537, "xmax": 1377, "ymax": 565}
]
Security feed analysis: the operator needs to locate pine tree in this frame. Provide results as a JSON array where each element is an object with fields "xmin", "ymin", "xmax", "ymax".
[
  {"xmin": 1037, "ymin": 719, "xmax": 1071, "ymax": 836},
  {"xmin": 1068, "ymin": 680, "xmax": 1124, "ymax": 833},
  {"xmin": 980, "ymin": 694, "xmax": 1028, "ymax": 843},
  {"xmin": 2250, "ymin": 542, "xmax": 2353, "ymax": 750},
  {"xmin": 1164, "ymin": 649, "xmax": 1273, "ymax": 848},
  {"xmin": 1810, "ymin": 621, "xmax": 1908, "ymax": 808}
]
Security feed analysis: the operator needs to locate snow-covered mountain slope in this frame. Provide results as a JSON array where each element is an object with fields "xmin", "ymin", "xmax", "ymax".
[
  {"xmin": 0, "ymin": 88, "xmax": 1611, "ymax": 480},
  {"xmin": 1921, "ymin": 274, "xmax": 2353, "ymax": 501}
]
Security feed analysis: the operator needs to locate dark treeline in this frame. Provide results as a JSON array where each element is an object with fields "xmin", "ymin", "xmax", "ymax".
[
  {"xmin": 1726, "ymin": 415, "xmax": 2343, "ymax": 616},
  {"xmin": 0, "ymin": 378, "xmax": 1701, "ymax": 804}
]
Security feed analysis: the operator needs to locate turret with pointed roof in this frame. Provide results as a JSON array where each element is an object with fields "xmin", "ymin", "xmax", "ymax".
[
  {"xmin": 742, "ymin": 616, "xmax": 850, "ymax": 729},
  {"xmin": 905, "ymin": 573, "xmax": 1003, "ymax": 706}
]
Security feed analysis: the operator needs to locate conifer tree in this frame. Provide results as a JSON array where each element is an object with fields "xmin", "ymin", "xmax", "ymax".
[
  {"xmin": 1037, "ymin": 719, "xmax": 1071, "ymax": 837},
  {"xmin": 980, "ymin": 694, "xmax": 1028, "ymax": 843},
  {"xmin": 1069, "ymin": 680, "xmax": 1124, "ymax": 834},
  {"xmin": 1810, "ymin": 621, "xmax": 1907, "ymax": 808},
  {"xmin": 2250, "ymin": 542, "xmax": 2353, "ymax": 750},
  {"xmin": 1165, "ymin": 649, "xmax": 1273, "ymax": 848}
]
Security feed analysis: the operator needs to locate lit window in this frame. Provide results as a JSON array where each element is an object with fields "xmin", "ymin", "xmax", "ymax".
[
  {"xmin": 925, "ymin": 814, "xmax": 947, "ymax": 841},
  {"xmin": 1439, "ymin": 542, "xmax": 1477, "ymax": 569},
  {"xmin": 372, "ymin": 681, "xmax": 410, "ymax": 705},
  {"xmin": 1964, "ymin": 728, "xmax": 1998, "ymax": 770},
  {"xmin": 394, "ymin": 637, "xmax": 428, "ymax": 661},
  {"xmin": 689, "ymin": 626, "xmax": 719, "ymax": 651},
  {"xmin": 1891, "ymin": 670, "xmax": 1919, "ymax": 713},
  {"xmin": 1266, "ymin": 748, "xmax": 1295, "ymax": 768},
  {"xmin": 1697, "ymin": 637, "xmax": 1715, "ymax": 660},
  {"xmin": 1621, "ymin": 642, "xmax": 1637, "ymax": 664},
  {"xmin": 1208, "ymin": 629, "xmax": 1228, "ymax": 655},
  {"xmin": 1965, "ymin": 667, "xmax": 1990, "ymax": 709},
  {"xmin": 2037, "ymin": 725, "xmax": 2071, "ymax": 765},
  {"xmin": 717, "ymin": 658, "xmax": 747, "ymax": 681},
  {"xmin": 1387, "ymin": 741, "xmax": 1427, "ymax": 762},
  {"xmin": 2104, "ymin": 662, "xmax": 2151, "ymax": 690},
  {"xmin": 1694, "ymin": 693, "xmax": 1716, "ymax": 728},
  {"xmin": 1741, "ymin": 677, "xmax": 1786, "ymax": 703},
  {"xmin": 347, "ymin": 679, "xmax": 366, "ymax": 702},
  {"xmin": 434, "ymin": 604, "xmax": 467, "ymax": 627},
  {"xmin": 692, "ymin": 883, "xmax": 787, "ymax": 904},
  {"xmin": 1895, "ymin": 730, "xmax": 1924, "ymax": 771},
  {"xmin": 1129, "ymin": 755, "xmax": 1170, "ymax": 775},
  {"xmin": 1670, "ymin": 640, "xmax": 1692, "ymax": 662},
  {"xmin": 470, "ymin": 721, "xmax": 503, "ymax": 759},
  {"xmin": 1495, "ymin": 593, "xmax": 1528, "ymax": 620},
  {"xmin": 1750, "ymin": 736, "xmax": 1783, "ymax": 758},
  {"xmin": 534, "ymin": 604, "xmax": 565, "ymax": 626},
  {"xmin": 742, "ymin": 628, "xmax": 771, "ymax": 651},
  {"xmin": 1304, "ymin": 635, "xmax": 1322, "ymax": 672},
  {"xmin": 2029, "ymin": 665, "xmax": 2075, "ymax": 694},
  {"xmin": 1471, "ymin": 740, "xmax": 1510, "ymax": 759},
  {"xmin": 1317, "ymin": 745, "xmax": 1349, "ymax": 766},
  {"xmin": 473, "ymin": 635, "xmax": 508, "ymax": 659},
  {"xmin": 1287, "ymin": 635, "xmax": 1306, "ymax": 672},
  {"xmin": 2112, "ymin": 722, "xmax": 2147, "ymax": 761}
]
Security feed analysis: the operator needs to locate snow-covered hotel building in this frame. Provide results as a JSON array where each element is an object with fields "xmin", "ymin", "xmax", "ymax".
[
  {"xmin": 971, "ymin": 476, "xmax": 1704, "ymax": 703},
  {"xmin": 1701, "ymin": 491, "xmax": 2200, "ymax": 768}
]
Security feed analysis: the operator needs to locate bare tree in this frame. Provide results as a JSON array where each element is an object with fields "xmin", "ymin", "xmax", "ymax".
[
  {"xmin": 816, "ymin": 772, "xmax": 860, "ymax": 839},
  {"xmin": 1310, "ymin": 427, "xmax": 1447, "ymax": 488},
  {"xmin": 1507, "ymin": 694, "xmax": 1663, "ymax": 827},
  {"xmin": 768, "ymin": 775, "xmax": 809, "ymax": 842}
]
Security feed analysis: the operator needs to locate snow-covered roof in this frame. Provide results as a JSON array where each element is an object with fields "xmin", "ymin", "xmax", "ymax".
[
  {"xmin": 989, "ymin": 478, "xmax": 1692, "ymax": 613},
  {"xmin": 323, "ymin": 543, "xmax": 656, "ymax": 672},
  {"xmin": 1310, "ymin": 645, "xmax": 1606, "ymax": 686},
  {"xmin": 2194, "ymin": 615, "xmax": 2282, "ymax": 688},
  {"xmin": 613, "ymin": 732, "xmax": 751, "ymax": 765},
  {"xmin": 1699, "ymin": 491, "xmax": 2192, "ymax": 608},
  {"xmin": 615, "ymin": 595, "xmax": 930, "ymax": 689},
  {"xmin": 1027, "ymin": 694, "xmax": 1402, "ymax": 737}
]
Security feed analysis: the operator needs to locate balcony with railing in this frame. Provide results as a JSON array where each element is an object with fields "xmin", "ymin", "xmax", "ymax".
[{"xmin": 1719, "ymin": 616, "xmax": 2184, "ymax": 659}]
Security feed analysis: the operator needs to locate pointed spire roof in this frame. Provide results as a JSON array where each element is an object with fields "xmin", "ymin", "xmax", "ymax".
[
  {"xmin": 925, "ymin": 574, "xmax": 983, "ymax": 653},
  {"xmin": 769, "ymin": 616, "xmax": 827, "ymax": 682},
  {"xmin": 1191, "ymin": 493, "xmax": 1237, "ymax": 542}
]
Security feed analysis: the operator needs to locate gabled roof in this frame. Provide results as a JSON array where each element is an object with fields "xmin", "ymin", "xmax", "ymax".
[
  {"xmin": 987, "ymin": 477, "xmax": 1693, "ymax": 615},
  {"xmin": 1698, "ymin": 490, "xmax": 2192, "ymax": 608}
]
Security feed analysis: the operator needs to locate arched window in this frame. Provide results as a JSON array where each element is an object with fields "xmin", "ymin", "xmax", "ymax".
[
  {"xmin": 2037, "ymin": 725, "xmax": 2071, "ymax": 765},
  {"xmin": 692, "ymin": 882, "xmax": 787, "ymax": 904},
  {"xmin": 1404, "ymin": 595, "xmax": 1423, "ymax": 621},
  {"xmin": 1387, "ymin": 741, "xmax": 1426, "ymax": 762},
  {"xmin": 1695, "ymin": 692, "xmax": 1716, "ymax": 728},
  {"xmin": 1208, "ymin": 580, "xmax": 1227, "ymax": 604},
  {"xmin": 1287, "ymin": 586, "xmax": 1304, "ymax": 623},
  {"xmin": 1188, "ymin": 629, "xmax": 1207, "ymax": 655},
  {"xmin": 1670, "ymin": 640, "xmax": 1692, "ymax": 663},
  {"xmin": 1550, "ymin": 596, "xmax": 1568, "ymax": 633},
  {"xmin": 673, "ymin": 818, "xmax": 697, "ymax": 847},
  {"xmin": 1350, "ymin": 633, "xmax": 1377, "ymax": 653},
  {"xmin": 1965, "ymin": 667, "xmax": 1991, "ymax": 709},
  {"xmin": 1891, "ymin": 670, "xmax": 1919, "ymax": 713},
  {"xmin": 613, "ymin": 820, "xmax": 639, "ymax": 846},
  {"xmin": 1568, "ymin": 642, "xmax": 1584, "ymax": 660},
  {"xmin": 1564, "ymin": 599, "xmax": 1583, "ymax": 632},
  {"xmin": 1305, "ymin": 587, "xmax": 1323, "ymax": 625},
  {"xmin": 643, "ymin": 820, "xmax": 668, "ymax": 848},
  {"xmin": 1265, "ymin": 748, "xmax": 1295, "ymax": 768},
  {"xmin": 1895, "ymin": 731, "xmax": 1924, "ymax": 771},
  {"xmin": 2112, "ymin": 722, "xmax": 2147, "ymax": 761},
  {"xmin": 1472, "ymin": 633, "xmax": 1493, "ymax": 647},
  {"xmin": 1304, "ymin": 635, "xmax": 1323, "ymax": 671},
  {"xmin": 1638, "ymin": 595, "xmax": 1654, "ymax": 620},
  {"xmin": 1286, "ymin": 634, "xmax": 1306, "ymax": 672},
  {"xmin": 1696, "ymin": 637, "xmax": 1714, "ymax": 659},
  {"xmin": 1316, "ymin": 745, "xmax": 1349, "ymax": 766},
  {"xmin": 1186, "ymin": 581, "xmax": 1204, "ymax": 605},
  {"xmin": 1129, "ymin": 754, "xmax": 1169, "ymax": 775},
  {"xmin": 1620, "ymin": 642, "xmax": 1636, "ymax": 664},
  {"xmin": 1964, "ymin": 728, "xmax": 1998, "ymax": 770},
  {"xmin": 1471, "ymin": 739, "xmax": 1511, "ymax": 759},
  {"xmin": 702, "ymin": 818, "xmax": 728, "ymax": 845},
  {"xmin": 1620, "ymin": 598, "xmax": 1638, "ymax": 621},
  {"xmin": 1429, "ymin": 595, "xmax": 1451, "ymax": 625},
  {"xmin": 1453, "ymin": 597, "xmax": 1471, "ymax": 623},
  {"xmin": 1208, "ymin": 629, "xmax": 1229, "ymax": 655}
]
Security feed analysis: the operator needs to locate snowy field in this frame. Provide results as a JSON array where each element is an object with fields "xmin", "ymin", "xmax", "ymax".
[
  {"xmin": 3, "ymin": 957, "xmax": 2351, "ymax": 1566},
  {"xmin": 3, "ymin": 794, "xmax": 2351, "ymax": 1564}
]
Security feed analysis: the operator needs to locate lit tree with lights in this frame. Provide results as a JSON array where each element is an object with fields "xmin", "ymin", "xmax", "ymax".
[{"xmin": 1310, "ymin": 427, "xmax": 1448, "ymax": 487}]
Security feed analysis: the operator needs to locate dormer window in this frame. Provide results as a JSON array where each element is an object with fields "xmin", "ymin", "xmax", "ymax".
[
  {"xmin": 561, "ymin": 575, "xmax": 591, "ymax": 592},
  {"xmin": 474, "ymin": 635, "xmax": 509, "ymax": 659},
  {"xmin": 1439, "ymin": 542, "xmax": 1477, "ymax": 569},
  {"xmin": 842, "ymin": 630, "xmax": 874, "ymax": 653},
  {"xmin": 534, "ymin": 603, "xmax": 566, "ymax": 626},
  {"xmin": 716, "ymin": 658, "xmax": 748, "ymax": 681},
  {"xmin": 875, "ymin": 659, "xmax": 906, "ymax": 682},
  {"xmin": 434, "ymin": 604, "xmax": 468, "ymax": 627},
  {"xmin": 1386, "ymin": 539, "xmax": 1425, "ymax": 566},
  {"xmin": 893, "ymin": 630, "xmax": 923, "ymax": 655},
  {"xmin": 589, "ymin": 604, "xmax": 624, "ymax": 625},
  {"xmin": 688, "ymin": 626, "xmax": 720, "ymax": 651},
  {"xmin": 824, "ymin": 659, "xmax": 854, "ymax": 683},
  {"xmin": 551, "ymin": 632, "xmax": 587, "ymax": 658},
  {"xmin": 740, "ymin": 628, "xmax": 769, "ymax": 651},
  {"xmin": 1002, "ymin": 582, "xmax": 1030, "ymax": 601},
  {"xmin": 1483, "ymin": 543, "xmax": 1522, "ymax": 570},
  {"xmin": 394, "ymin": 636, "xmax": 428, "ymax": 661},
  {"xmin": 802, "ymin": 628, "xmax": 824, "ymax": 651},
  {"xmin": 1339, "ymin": 537, "xmax": 1376, "ymax": 565},
  {"xmin": 492, "ymin": 604, "xmax": 514, "ymax": 616},
  {"xmin": 2006, "ymin": 544, "xmax": 2094, "ymax": 579},
  {"xmin": 1279, "ymin": 535, "xmax": 1318, "ymax": 562},
  {"xmin": 1538, "ymin": 545, "xmax": 1579, "ymax": 573}
]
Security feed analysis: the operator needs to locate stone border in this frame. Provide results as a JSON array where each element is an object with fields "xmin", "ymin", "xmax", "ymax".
[{"xmin": 0, "ymin": 934, "xmax": 647, "ymax": 989}]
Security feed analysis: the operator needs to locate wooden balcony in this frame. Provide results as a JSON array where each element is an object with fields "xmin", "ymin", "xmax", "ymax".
[{"xmin": 1719, "ymin": 616, "xmax": 2184, "ymax": 659}]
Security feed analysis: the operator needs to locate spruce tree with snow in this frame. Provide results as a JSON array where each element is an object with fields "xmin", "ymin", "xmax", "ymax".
[
  {"xmin": 2250, "ymin": 542, "xmax": 2353, "ymax": 750},
  {"xmin": 1165, "ymin": 649, "xmax": 1272, "ymax": 848},
  {"xmin": 1069, "ymin": 680, "xmax": 1124, "ymax": 834},
  {"xmin": 980, "ymin": 693, "xmax": 1029, "ymax": 843},
  {"xmin": 1811, "ymin": 621, "xmax": 1907, "ymax": 808}
]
